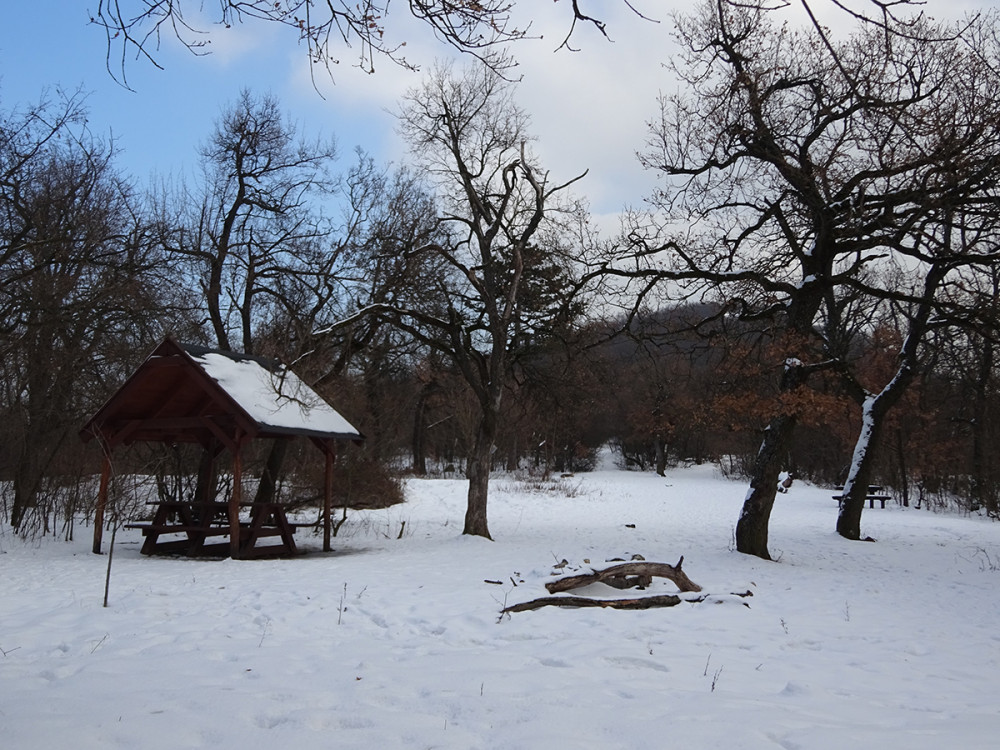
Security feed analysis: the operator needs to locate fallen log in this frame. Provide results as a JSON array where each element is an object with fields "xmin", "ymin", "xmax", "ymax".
[
  {"xmin": 504, "ymin": 594, "xmax": 683, "ymax": 613},
  {"xmin": 545, "ymin": 557, "xmax": 702, "ymax": 594},
  {"xmin": 503, "ymin": 590, "xmax": 753, "ymax": 615}
]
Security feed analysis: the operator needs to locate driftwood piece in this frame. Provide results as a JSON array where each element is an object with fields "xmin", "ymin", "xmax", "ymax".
[
  {"xmin": 504, "ymin": 594, "xmax": 683, "ymax": 613},
  {"xmin": 545, "ymin": 557, "xmax": 702, "ymax": 594},
  {"xmin": 502, "ymin": 590, "xmax": 753, "ymax": 614}
]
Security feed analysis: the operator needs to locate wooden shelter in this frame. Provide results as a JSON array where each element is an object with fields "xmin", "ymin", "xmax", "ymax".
[{"xmin": 81, "ymin": 338, "xmax": 363, "ymax": 558}]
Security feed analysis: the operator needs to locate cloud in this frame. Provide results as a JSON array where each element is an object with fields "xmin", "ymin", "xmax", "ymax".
[
  {"xmin": 501, "ymin": 4, "xmax": 673, "ymax": 217},
  {"xmin": 275, "ymin": 0, "xmax": 981, "ymax": 231}
]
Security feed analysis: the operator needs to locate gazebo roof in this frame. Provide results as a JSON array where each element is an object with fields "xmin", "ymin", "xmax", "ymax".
[{"xmin": 81, "ymin": 338, "xmax": 363, "ymax": 448}]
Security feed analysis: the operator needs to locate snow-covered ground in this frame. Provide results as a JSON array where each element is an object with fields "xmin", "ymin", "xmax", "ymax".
[{"xmin": 3, "ymin": 465, "xmax": 999, "ymax": 749}]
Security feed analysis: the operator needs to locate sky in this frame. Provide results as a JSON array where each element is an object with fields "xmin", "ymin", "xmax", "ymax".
[{"xmin": 0, "ymin": 1, "xmax": 990, "ymax": 230}]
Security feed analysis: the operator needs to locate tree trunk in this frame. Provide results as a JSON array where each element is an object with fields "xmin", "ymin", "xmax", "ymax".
[
  {"xmin": 837, "ymin": 366, "xmax": 917, "ymax": 539},
  {"xmin": 971, "ymin": 335, "xmax": 995, "ymax": 514},
  {"xmin": 412, "ymin": 385, "xmax": 429, "ymax": 476},
  {"xmin": 193, "ymin": 444, "xmax": 221, "ymax": 507},
  {"xmin": 837, "ymin": 395, "xmax": 884, "ymax": 539},
  {"xmin": 464, "ymin": 409, "xmax": 496, "ymax": 539},
  {"xmin": 654, "ymin": 436, "xmax": 667, "ymax": 477},
  {"xmin": 895, "ymin": 428, "xmax": 910, "ymax": 508},
  {"xmin": 10, "ymin": 456, "xmax": 39, "ymax": 530},
  {"xmin": 254, "ymin": 438, "xmax": 289, "ymax": 505},
  {"xmin": 735, "ymin": 413, "xmax": 797, "ymax": 560}
]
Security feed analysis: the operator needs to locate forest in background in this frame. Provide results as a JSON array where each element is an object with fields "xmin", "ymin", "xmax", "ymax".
[{"xmin": 4, "ymin": 0, "xmax": 1000, "ymax": 553}]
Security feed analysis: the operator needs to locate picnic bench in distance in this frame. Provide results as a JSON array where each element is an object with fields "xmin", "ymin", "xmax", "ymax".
[
  {"xmin": 126, "ymin": 500, "xmax": 298, "ymax": 558},
  {"xmin": 833, "ymin": 485, "xmax": 892, "ymax": 509}
]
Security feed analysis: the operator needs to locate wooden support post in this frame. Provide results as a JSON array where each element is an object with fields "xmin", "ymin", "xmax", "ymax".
[
  {"xmin": 229, "ymin": 439, "xmax": 244, "ymax": 559},
  {"xmin": 92, "ymin": 451, "xmax": 112, "ymax": 555},
  {"xmin": 323, "ymin": 442, "xmax": 336, "ymax": 552}
]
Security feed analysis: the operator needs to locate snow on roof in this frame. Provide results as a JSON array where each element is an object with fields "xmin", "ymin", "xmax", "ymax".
[{"xmin": 191, "ymin": 350, "xmax": 361, "ymax": 439}]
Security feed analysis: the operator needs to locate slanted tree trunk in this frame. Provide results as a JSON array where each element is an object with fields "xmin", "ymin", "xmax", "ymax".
[
  {"xmin": 735, "ymin": 413, "xmax": 797, "ymax": 560},
  {"xmin": 193, "ymin": 443, "xmax": 221, "ymax": 506},
  {"xmin": 837, "ymin": 376, "xmax": 914, "ymax": 539},
  {"xmin": 253, "ymin": 438, "xmax": 289, "ymax": 505},
  {"xmin": 736, "ymin": 356, "xmax": 812, "ymax": 560},
  {"xmin": 836, "ymin": 395, "xmax": 882, "ymax": 539},
  {"xmin": 839, "ymin": 267, "xmax": 940, "ymax": 539}
]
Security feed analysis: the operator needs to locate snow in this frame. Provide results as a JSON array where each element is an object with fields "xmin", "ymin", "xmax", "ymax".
[
  {"xmin": 3, "ymin": 465, "xmax": 1000, "ymax": 749},
  {"xmin": 193, "ymin": 352, "xmax": 361, "ymax": 437}
]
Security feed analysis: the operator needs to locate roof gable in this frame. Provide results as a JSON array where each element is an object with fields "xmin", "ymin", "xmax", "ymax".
[{"xmin": 81, "ymin": 338, "xmax": 362, "ymax": 447}]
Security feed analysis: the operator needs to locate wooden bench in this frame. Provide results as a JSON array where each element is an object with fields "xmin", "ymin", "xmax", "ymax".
[
  {"xmin": 126, "ymin": 500, "xmax": 298, "ymax": 557},
  {"xmin": 832, "ymin": 486, "xmax": 892, "ymax": 509}
]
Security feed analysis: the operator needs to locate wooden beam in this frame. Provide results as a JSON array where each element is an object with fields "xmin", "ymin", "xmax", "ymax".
[
  {"xmin": 199, "ymin": 416, "xmax": 243, "ymax": 453},
  {"xmin": 323, "ymin": 442, "xmax": 336, "ymax": 552},
  {"xmin": 229, "ymin": 434, "xmax": 245, "ymax": 559}
]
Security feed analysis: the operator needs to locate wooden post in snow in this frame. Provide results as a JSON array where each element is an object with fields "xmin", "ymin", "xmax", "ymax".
[
  {"xmin": 229, "ymin": 437, "xmax": 244, "ymax": 559},
  {"xmin": 323, "ymin": 442, "xmax": 336, "ymax": 552}
]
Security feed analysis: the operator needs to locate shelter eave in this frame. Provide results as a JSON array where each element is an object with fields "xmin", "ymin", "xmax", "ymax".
[{"xmin": 258, "ymin": 424, "xmax": 365, "ymax": 443}]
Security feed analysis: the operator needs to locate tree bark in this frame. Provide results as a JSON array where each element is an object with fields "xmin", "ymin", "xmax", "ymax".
[
  {"xmin": 895, "ymin": 428, "xmax": 910, "ymax": 508},
  {"xmin": 464, "ymin": 406, "xmax": 497, "ymax": 539},
  {"xmin": 838, "ymin": 274, "xmax": 936, "ymax": 540},
  {"xmin": 836, "ymin": 397, "xmax": 880, "ymax": 540},
  {"xmin": 193, "ymin": 444, "xmax": 220, "ymax": 506},
  {"xmin": 971, "ymin": 333, "xmax": 996, "ymax": 514},
  {"xmin": 92, "ymin": 453, "xmax": 112, "ymax": 554},
  {"xmin": 654, "ymin": 436, "xmax": 667, "ymax": 477},
  {"xmin": 253, "ymin": 438, "xmax": 289, "ymax": 505},
  {"xmin": 837, "ymin": 379, "xmax": 913, "ymax": 539},
  {"xmin": 735, "ymin": 413, "xmax": 797, "ymax": 560},
  {"xmin": 412, "ymin": 384, "xmax": 429, "ymax": 476}
]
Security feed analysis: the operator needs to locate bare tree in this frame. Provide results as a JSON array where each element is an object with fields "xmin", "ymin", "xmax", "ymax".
[
  {"xmin": 92, "ymin": 0, "xmax": 527, "ymax": 85},
  {"xmin": 0, "ymin": 93, "xmax": 168, "ymax": 532},
  {"xmin": 594, "ymin": 1, "xmax": 1000, "ymax": 557},
  {"xmin": 89, "ymin": 1, "xmax": 920, "ymax": 86},
  {"xmin": 325, "ymin": 59, "xmax": 588, "ymax": 538},
  {"xmin": 161, "ymin": 89, "xmax": 339, "ymax": 355}
]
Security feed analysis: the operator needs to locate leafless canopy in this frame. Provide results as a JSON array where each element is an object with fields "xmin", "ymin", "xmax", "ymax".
[
  {"xmin": 90, "ymin": 1, "xmax": 931, "ymax": 89},
  {"xmin": 91, "ymin": 0, "xmax": 529, "ymax": 86}
]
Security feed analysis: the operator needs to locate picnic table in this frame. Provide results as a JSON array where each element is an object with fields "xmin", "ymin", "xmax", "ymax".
[
  {"xmin": 127, "ymin": 500, "xmax": 299, "ymax": 558},
  {"xmin": 832, "ymin": 485, "xmax": 892, "ymax": 509}
]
